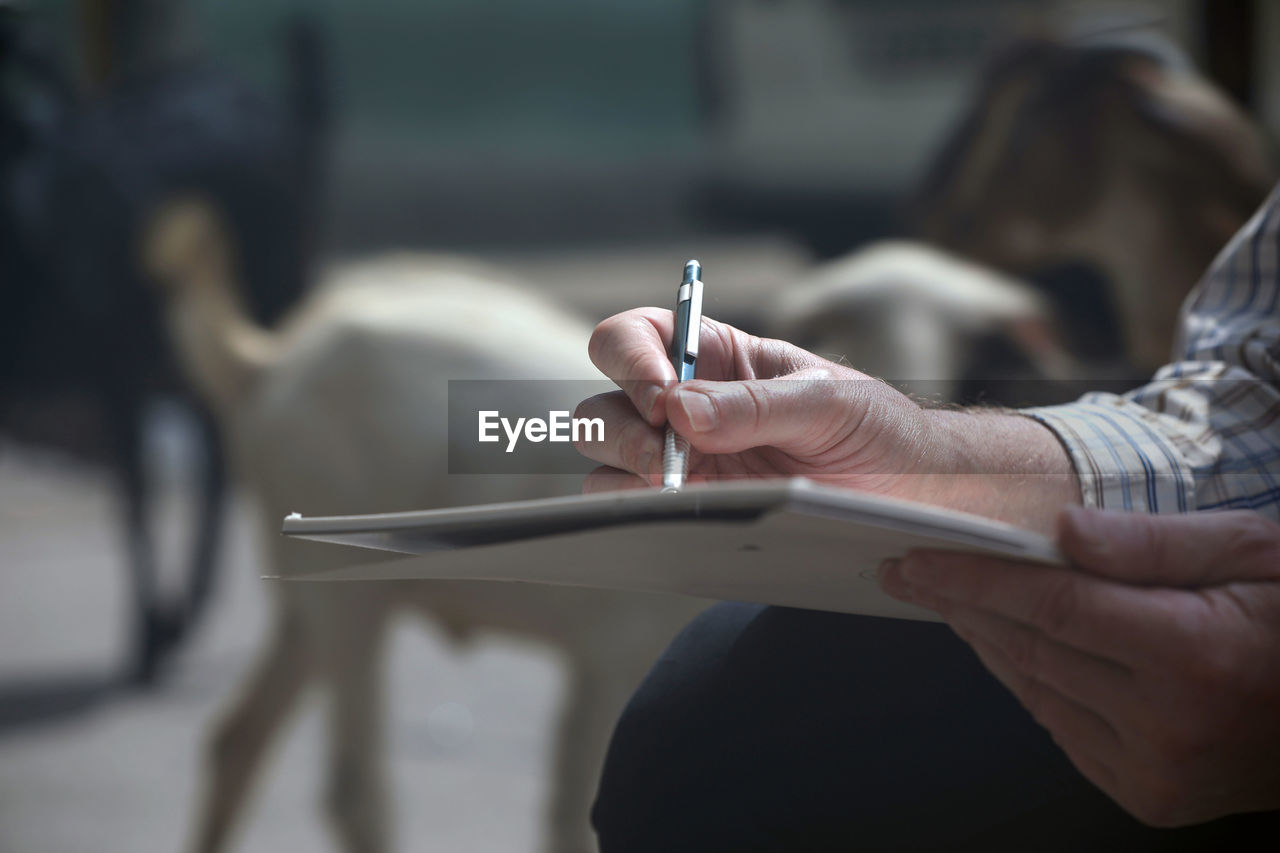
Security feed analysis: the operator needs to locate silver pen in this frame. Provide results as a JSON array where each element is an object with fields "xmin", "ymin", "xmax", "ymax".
[{"xmin": 661, "ymin": 259, "xmax": 704, "ymax": 493}]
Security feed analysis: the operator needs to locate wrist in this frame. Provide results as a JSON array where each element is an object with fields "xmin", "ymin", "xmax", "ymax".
[{"xmin": 899, "ymin": 409, "xmax": 1081, "ymax": 535}]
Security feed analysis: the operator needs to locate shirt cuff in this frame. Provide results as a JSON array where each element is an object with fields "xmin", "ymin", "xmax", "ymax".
[{"xmin": 1023, "ymin": 397, "xmax": 1197, "ymax": 513}]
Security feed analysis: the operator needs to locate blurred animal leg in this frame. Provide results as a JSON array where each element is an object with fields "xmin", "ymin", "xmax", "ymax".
[
  {"xmin": 319, "ymin": 591, "xmax": 391, "ymax": 853},
  {"xmin": 182, "ymin": 401, "xmax": 228, "ymax": 638},
  {"xmin": 189, "ymin": 595, "xmax": 311, "ymax": 853},
  {"xmin": 106, "ymin": 386, "xmax": 172, "ymax": 683}
]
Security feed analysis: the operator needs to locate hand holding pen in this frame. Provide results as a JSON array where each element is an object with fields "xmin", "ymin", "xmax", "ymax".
[{"xmin": 573, "ymin": 266, "xmax": 946, "ymax": 501}]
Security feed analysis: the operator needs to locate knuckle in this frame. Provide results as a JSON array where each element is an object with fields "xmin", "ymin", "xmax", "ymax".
[
  {"xmin": 572, "ymin": 392, "xmax": 605, "ymax": 423},
  {"xmin": 622, "ymin": 349, "xmax": 653, "ymax": 385},
  {"xmin": 571, "ymin": 431, "xmax": 598, "ymax": 459},
  {"xmin": 710, "ymin": 321, "xmax": 741, "ymax": 371},
  {"xmin": 589, "ymin": 310, "xmax": 664, "ymax": 379},
  {"xmin": 571, "ymin": 394, "xmax": 613, "ymax": 457},
  {"xmin": 1223, "ymin": 511, "xmax": 1280, "ymax": 566},
  {"xmin": 739, "ymin": 382, "xmax": 768, "ymax": 432},
  {"xmin": 618, "ymin": 418, "xmax": 657, "ymax": 476}
]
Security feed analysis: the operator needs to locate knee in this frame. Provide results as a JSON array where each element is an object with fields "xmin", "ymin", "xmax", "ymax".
[
  {"xmin": 591, "ymin": 602, "xmax": 764, "ymax": 852},
  {"xmin": 589, "ymin": 679, "xmax": 680, "ymax": 850}
]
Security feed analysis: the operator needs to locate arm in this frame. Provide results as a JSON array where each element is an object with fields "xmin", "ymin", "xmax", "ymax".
[
  {"xmin": 914, "ymin": 410, "xmax": 1081, "ymax": 532},
  {"xmin": 576, "ymin": 309, "xmax": 1080, "ymax": 535},
  {"xmin": 577, "ymin": 183, "xmax": 1280, "ymax": 531}
]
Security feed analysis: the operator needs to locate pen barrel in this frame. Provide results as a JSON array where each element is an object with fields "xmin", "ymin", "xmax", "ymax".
[
  {"xmin": 670, "ymin": 299, "xmax": 695, "ymax": 380},
  {"xmin": 661, "ymin": 427, "xmax": 691, "ymax": 492},
  {"xmin": 664, "ymin": 261, "xmax": 702, "ymax": 493},
  {"xmin": 669, "ymin": 278, "xmax": 703, "ymax": 382}
]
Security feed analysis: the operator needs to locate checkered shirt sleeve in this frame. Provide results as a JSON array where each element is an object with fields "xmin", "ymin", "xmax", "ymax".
[{"xmin": 1025, "ymin": 183, "xmax": 1280, "ymax": 517}]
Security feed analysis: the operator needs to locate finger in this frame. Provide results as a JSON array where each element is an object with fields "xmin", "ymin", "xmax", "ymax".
[
  {"xmin": 959, "ymin": 630, "xmax": 1124, "ymax": 756},
  {"xmin": 573, "ymin": 391, "xmax": 663, "ymax": 481},
  {"xmin": 587, "ymin": 309, "xmax": 678, "ymax": 426},
  {"xmin": 582, "ymin": 465, "xmax": 651, "ymax": 494},
  {"xmin": 943, "ymin": 605, "xmax": 1136, "ymax": 721},
  {"xmin": 895, "ymin": 550, "xmax": 1182, "ymax": 669},
  {"xmin": 586, "ymin": 310, "xmax": 757, "ymax": 426},
  {"xmin": 588, "ymin": 309, "xmax": 829, "ymax": 427},
  {"xmin": 664, "ymin": 370, "xmax": 882, "ymax": 458},
  {"xmin": 1058, "ymin": 506, "xmax": 1280, "ymax": 587}
]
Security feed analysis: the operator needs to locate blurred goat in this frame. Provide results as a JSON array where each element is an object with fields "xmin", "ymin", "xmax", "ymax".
[
  {"xmin": 0, "ymin": 9, "xmax": 326, "ymax": 680},
  {"xmin": 144, "ymin": 200, "xmax": 704, "ymax": 853},
  {"xmin": 773, "ymin": 37, "xmax": 1276, "ymax": 408},
  {"xmin": 769, "ymin": 241, "xmax": 1075, "ymax": 404},
  {"xmin": 914, "ymin": 36, "xmax": 1276, "ymax": 373}
]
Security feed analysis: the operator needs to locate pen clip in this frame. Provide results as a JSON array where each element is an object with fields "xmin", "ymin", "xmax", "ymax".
[{"xmin": 672, "ymin": 272, "xmax": 703, "ymax": 382}]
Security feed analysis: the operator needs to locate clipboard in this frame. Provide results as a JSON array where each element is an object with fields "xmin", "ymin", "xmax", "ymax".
[{"xmin": 279, "ymin": 478, "xmax": 1063, "ymax": 622}]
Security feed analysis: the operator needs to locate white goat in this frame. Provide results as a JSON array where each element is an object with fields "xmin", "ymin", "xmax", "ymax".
[
  {"xmin": 770, "ymin": 240, "xmax": 1075, "ymax": 402},
  {"xmin": 144, "ymin": 200, "xmax": 705, "ymax": 853}
]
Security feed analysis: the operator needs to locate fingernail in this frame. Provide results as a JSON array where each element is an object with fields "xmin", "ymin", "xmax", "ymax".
[{"xmin": 674, "ymin": 389, "xmax": 718, "ymax": 432}]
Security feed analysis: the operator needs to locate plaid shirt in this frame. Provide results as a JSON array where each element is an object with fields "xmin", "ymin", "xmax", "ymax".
[{"xmin": 1027, "ymin": 183, "xmax": 1280, "ymax": 518}]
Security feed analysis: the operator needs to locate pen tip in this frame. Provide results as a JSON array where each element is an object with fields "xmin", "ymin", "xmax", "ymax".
[{"xmin": 683, "ymin": 259, "xmax": 701, "ymax": 283}]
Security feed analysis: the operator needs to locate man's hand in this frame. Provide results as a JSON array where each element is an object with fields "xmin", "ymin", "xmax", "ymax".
[
  {"xmin": 575, "ymin": 308, "xmax": 1079, "ymax": 532},
  {"xmin": 880, "ymin": 507, "xmax": 1280, "ymax": 827},
  {"xmin": 574, "ymin": 307, "xmax": 936, "ymax": 494}
]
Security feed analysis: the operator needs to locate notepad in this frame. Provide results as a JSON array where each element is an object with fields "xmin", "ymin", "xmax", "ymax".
[{"xmin": 278, "ymin": 478, "xmax": 1062, "ymax": 622}]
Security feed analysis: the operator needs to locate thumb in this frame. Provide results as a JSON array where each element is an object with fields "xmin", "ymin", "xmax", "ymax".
[
  {"xmin": 1058, "ymin": 506, "xmax": 1280, "ymax": 587},
  {"xmin": 664, "ymin": 372, "xmax": 871, "ymax": 457}
]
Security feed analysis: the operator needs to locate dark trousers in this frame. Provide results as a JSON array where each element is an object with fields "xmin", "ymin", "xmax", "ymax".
[{"xmin": 592, "ymin": 603, "xmax": 1278, "ymax": 852}]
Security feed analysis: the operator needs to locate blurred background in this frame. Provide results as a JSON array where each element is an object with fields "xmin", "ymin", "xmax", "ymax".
[{"xmin": 2, "ymin": 0, "xmax": 1278, "ymax": 851}]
